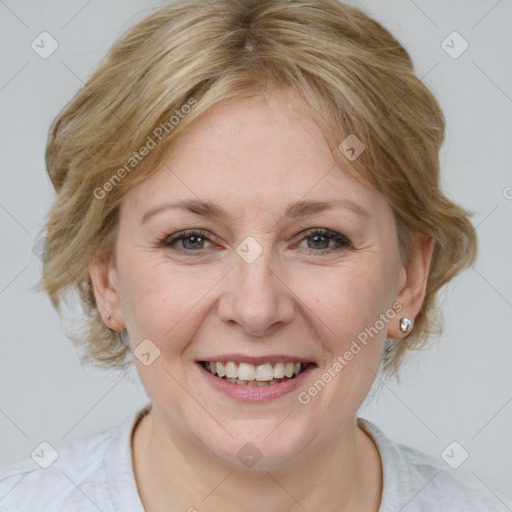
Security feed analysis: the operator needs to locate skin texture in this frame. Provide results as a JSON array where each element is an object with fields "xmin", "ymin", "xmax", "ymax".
[{"xmin": 89, "ymin": 93, "xmax": 433, "ymax": 511}]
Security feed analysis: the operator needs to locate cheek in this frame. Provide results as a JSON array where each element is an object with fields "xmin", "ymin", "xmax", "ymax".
[
  {"xmin": 118, "ymin": 256, "xmax": 219, "ymax": 352},
  {"xmin": 292, "ymin": 266, "xmax": 394, "ymax": 416},
  {"xmin": 118, "ymin": 260, "xmax": 213, "ymax": 406},
  {"xmin": 297, "ymin": 261, "xmax": 396, "ymax": 342}
]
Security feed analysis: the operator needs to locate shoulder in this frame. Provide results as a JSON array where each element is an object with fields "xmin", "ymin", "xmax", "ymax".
[
  {"xmin": 0, "ymin": 406, "xmax": 149, "ymax": 512},
  {"xmin": 358, "ymin": 417, "xmax": 512, "ymax": 512},
  {"xmin": 0, "ymin": 427, "xmax": 117, "ymax": 512}
]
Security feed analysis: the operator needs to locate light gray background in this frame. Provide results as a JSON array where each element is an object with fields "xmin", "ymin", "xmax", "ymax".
[{"xmin": 1, "ymin": 0, "xmax": 511, "ymax": 500}]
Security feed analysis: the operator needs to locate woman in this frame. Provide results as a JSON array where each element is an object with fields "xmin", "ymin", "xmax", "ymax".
[{"xmin": 1, "ymin": 0, "xmax": 510, "ymax": 510}]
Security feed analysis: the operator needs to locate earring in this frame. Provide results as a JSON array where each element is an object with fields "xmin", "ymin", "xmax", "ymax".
[
  {"xmin": 399, "ymin": 317, "xmax": 413, "ymax": 334},
  {"xmin": 106, "ymin": 314, "xmax": 112, "ymax": 321}
]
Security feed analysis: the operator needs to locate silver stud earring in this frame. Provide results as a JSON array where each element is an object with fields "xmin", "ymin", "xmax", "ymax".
[{"xmin": 399, "ymin": 317, "xmax": 413, "ymax": 334}]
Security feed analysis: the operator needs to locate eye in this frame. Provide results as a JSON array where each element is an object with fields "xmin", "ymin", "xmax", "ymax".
[
  {"xmin": 161, "ymin": 229, "xmax": 215, "ymax": 252},
  {"xmin": 295, "ymin": 228, "xmax": 352, "ymax": 254},
  {"xmin": 160, "ymin": 227, "xmax": 352, "ymax": 256}
]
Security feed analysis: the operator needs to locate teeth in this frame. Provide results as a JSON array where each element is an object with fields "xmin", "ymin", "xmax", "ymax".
[
  {"xmin": 225, "ymin": 361, "xmax": 237, "ymax": 379},
  {"xmin": 255, "ymin": 363, "xmax": 274, "ymax": 381},
  {"xmin": 204, "ymin": 360, "xmax": 308, "ymax": 382},
  {"xmin": 216, "ymin": 362, "xmax": 225, "ymax": 377},
  {"xmin": 273, "ymin": 362, "xmax": 285, "ymax": 379},
  {"xmin": 238, "ymin": 362, "xmax": 256, "ymax": 381},
  {"xmin": 284, "ymin": 362, "xmax": 294, "ymax": 378}
]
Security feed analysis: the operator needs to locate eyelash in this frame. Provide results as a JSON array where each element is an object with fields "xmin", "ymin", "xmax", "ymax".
[{"xmin": 160, "ymin": 228, "xmax": 352, "ymax": 256}]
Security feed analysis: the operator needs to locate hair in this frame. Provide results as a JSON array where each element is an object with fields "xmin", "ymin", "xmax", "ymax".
[{"xmin": 40, "ymin": 0, "xmax": 477, "ymax": 379}]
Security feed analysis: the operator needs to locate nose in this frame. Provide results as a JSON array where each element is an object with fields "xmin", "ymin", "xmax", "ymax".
[{"xmin": 217, "ymin": 243, "xmax": 296, "ymax": 337}]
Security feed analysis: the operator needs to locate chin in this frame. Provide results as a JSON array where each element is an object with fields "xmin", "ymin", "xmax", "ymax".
[{"xmin": 191, "ymin": 418, "xmax": 314, "ymax": 471}]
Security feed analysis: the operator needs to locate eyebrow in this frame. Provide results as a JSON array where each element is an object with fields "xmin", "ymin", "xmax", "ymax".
[{"xmin": 140, "ymin": 198, "xmax": 371, "ymax": 225}]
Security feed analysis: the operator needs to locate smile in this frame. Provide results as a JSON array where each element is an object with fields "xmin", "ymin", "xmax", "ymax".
[{"xmin": 201, "ymin": 361, "xmax": 310, "ymax": 386}]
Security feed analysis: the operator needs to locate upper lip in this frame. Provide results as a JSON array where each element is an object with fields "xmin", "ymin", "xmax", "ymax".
[{"xmin": 197, "ymin": 354, "xmax": 316, "ymax": 365}]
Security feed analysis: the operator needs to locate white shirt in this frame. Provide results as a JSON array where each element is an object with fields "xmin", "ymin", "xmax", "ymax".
[{"xmin": 1, "ymin": 404, "xmax": 510, "ymax": 511}]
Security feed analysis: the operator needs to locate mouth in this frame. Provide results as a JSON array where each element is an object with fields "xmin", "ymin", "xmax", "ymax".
[{"xmin": 199, "ymin": 360, "xmax": 315, "ymax": 386}]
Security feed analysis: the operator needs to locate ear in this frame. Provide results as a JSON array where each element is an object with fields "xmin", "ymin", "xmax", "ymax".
[
  {"xmin": 88, "ymin": 255, "xmax": 126, "ymax": 332},
  {"xmin": 387, "ymin": 234, "xmax": 434, "ymax": 339}
]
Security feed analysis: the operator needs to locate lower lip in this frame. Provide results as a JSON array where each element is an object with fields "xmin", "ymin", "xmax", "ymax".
[{"xmin": 197, "ymin": 363, "xmax": 315, "ymax": 403}]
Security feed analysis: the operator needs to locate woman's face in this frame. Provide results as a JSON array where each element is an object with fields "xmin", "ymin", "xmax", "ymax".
[{"xmin": 97, "ymin": 94, "xmax": 424, "ymax": 470}]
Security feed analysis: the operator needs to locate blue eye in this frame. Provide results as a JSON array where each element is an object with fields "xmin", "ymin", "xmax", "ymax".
[
  {"xmin": 161, "ymin": 228, "xmax": 352, "ymax": 255},
  {"xmin": 297, "ymin": 228, "xmax": 352, "ymax": 253},
  {"xmin": 162, "ymin": 229, "xmax": 213, "ymax": 251}
]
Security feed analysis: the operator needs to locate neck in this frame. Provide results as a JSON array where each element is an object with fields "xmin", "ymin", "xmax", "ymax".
[{"xmin": 131, "ymin": 408, "xmax": 382, "ymax": 512}]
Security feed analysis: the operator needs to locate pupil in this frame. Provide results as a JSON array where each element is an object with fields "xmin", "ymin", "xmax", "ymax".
[
  {"xmin": 309, "ymin": 235, "xmax": 328, "ymax": 249},
  {"xmin": 184, "ymin": 236, "xmax": 202, "ymax": 249}
]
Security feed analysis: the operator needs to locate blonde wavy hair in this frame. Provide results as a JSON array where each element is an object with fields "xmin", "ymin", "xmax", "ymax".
[{"xmin": 40, "ymin": 0, "xmax": 477, "ymax": 378}]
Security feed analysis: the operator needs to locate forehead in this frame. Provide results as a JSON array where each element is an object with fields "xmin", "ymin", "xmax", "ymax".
[
  {"xmin": 123, "ymin": 94, "xmax": 388, "ymax": 222},
  {"xmin": 180, "ymin": 94, "xmax": 326, "ymax": 153}
]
